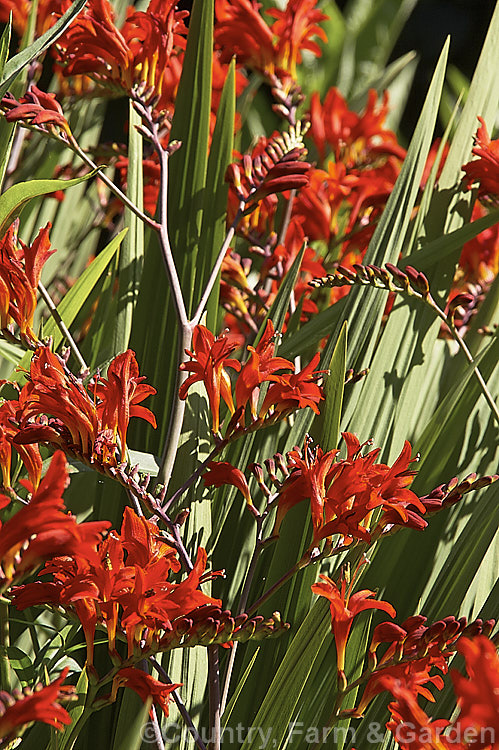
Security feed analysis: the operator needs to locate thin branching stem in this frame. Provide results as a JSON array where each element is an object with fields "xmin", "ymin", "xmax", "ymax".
[
  {"xmin": 191, "ymin": 206, "xmax": 244, "ymax": 327},
  {"xmin": 37, "ymin": 281, "xmax": 88, "ymax": 373},
  {"xmin": 208, "ymin": 645, "xmax": 221, "ymax": 750},
  {"xmin": 163, "ymin": 444, "xmax": 223, "ymax": 512},
  {"xmin": 149, "ymin": 657, "xmax": 208, "ymax": 750},
  {"xmin": 70, "ymin": 141, "xmax": 159, "ymax": 232}
]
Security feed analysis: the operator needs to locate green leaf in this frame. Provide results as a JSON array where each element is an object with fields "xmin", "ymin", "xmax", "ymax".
[
  {"xmin": 0, "ymin": 170, "xmax": 98, "ymax": 239},
  {"xmin": 0, "ymin": 0, "xmax": 88, "ymax": 99},
  {"xmin": 41, "ymin": 228, "xmax": 126, "ymax": 352},
  {"xmin": 0, "ymin": 18, "xmax": 11, "ymax": 79},
  {"xmin": 112, "ymin": 101, "xmax": 144, "ymax": 353},
  {"xmin": 318, "ymin": 321, "xmax": 348, "ymax": 451},
  {"xmin": 199, "ymin": 59, "xmax": 236, "ymax": 330},
  {"xmin": 57, "ymin": 667, "xmax": 89, "ymax": 750},
  {"xmin": 258, "ymin": 243, "xmax": 306, "ymax": 343},
  {"xmin": 168, "ymin": 0, "xmax": 213, "ymax": 316},
  {"xmin": 111, "ymin": 688, "xmax": 150, "ymax": 750},
  {"xmin": 239, "ymin": 599, "xmax": 331, "ymax": 750}
]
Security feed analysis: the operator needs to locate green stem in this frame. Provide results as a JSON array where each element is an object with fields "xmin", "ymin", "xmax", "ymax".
[
  {"xmin": 0, "ymin": 599, "xmax": 10, "ymax": 692},
  {"xmin": 38, "ymin": 281, "xmax": 88, "ymax": 373}
]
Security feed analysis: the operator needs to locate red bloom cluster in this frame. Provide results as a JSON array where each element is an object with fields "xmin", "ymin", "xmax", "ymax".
[
  {"xmin": 55, "ymin": 0, "xmax": 188, "ymax": 111},
  {"xmin": 462, "ymin": 117, "xmax": 499, "ymax": 204},
  {"xmin": 12, "ymin": 504, "xmax": 219, "ymax": 664},
  {"xmin": 274, "ymin": 432, "xmax": 423, "ymax": 545},
  {"xmin": 180, "ymin": 320, "xmax": 324, "ymax": 435},
  {"xmin": 0, "ymin": 346, "xmax": 156, "ymax": 475},
  {"xmin": 0, "ymin": 451, "xmax": 110, "ymax": 590},
  {"xmin": 2, "ymin": 86, "xmax": 73, "ymax": 142},
  {"xmin": 0, "ymin": 667, "xmax": 75, "ymax": 743},
  {"xmin": 358, "ymin": 615, "xmax": 496, "ymax": 715},
  {"xmin": 214, "ymin": 0, "xmax": 327, "ymax": 86},
  {"xmin": 375, "ymin": 633, "xmax": 499, "ymax": 750},
  {"xmin": 0, "ymin": 221, "xmax": 55, "ymax": 345},
  {"xmin": 312, "ymin": 568, "xmax": 395, "ymax": 674}
]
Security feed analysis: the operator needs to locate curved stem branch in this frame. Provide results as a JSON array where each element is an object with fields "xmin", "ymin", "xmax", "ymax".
[{"xmin": 37, "ymin": 281, "xmax": 88, "ymax": 373}]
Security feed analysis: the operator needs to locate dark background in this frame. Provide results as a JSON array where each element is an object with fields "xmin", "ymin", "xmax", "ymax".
[{"xmin": 336, "ymin": 0, "xmax": 496, "ymax": 138}]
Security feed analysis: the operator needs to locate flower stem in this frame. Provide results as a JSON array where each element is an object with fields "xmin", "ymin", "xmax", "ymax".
[
  {"xmin": 37, "ymin": 281, "xmax": 88, "ymax": 373},
  {"xmin": 70, "ymin": 141, "xmax": 159, "ymax": 232},
  {"xmin": 163, "ymin": 444, "xmax": 223, "ymax": 512},
  {"xmin": 208, "ymin": 645, "xmax": 221, "ymax": 750},
  {"xmin": 0, "ymin": 599, "xmax": 10, "ymax": 692},
  {"xmin": 149, "ymin": 657, "xmax": 208, "ymax": 750},
  {"xmin": 191, "ymin": 206, "xmax": 244, "ymax": 328}
]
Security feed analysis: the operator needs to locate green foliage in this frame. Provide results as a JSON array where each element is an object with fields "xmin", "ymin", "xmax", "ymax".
[{"xmin": 0, "ymin": 1, "xmax": 498, "ymax": 750}]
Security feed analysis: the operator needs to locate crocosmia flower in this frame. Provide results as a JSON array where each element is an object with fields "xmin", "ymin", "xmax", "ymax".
[
  {"xmin": 312, "ymin": 569, "xmax": 396, "ymax": 674},
  {"xmin": 56, "ymin": 0, "xmax": 188, "ymax": 113},
  {"xmin": 179, "ymin": 325, "xmax": 241, "ymax": 434},
  {"xmin": 462, "ymin": 117, "xmax": 499, "ymax": 203},
  {"xmin": 0, "ymin": 221, "xmax": 55, "ymax": 344},
  {"xmin": 12, "ymin": 347, "xmax": 156, "ymax": 469},
  {"xmin": 0, "ymin": 667, "xmax": 75, "ymax": 742}
]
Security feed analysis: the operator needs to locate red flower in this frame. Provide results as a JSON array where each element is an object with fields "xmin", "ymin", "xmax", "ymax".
[
  {"xmin": 0, "ymin": 451, "xmax": 110, "ymax": 588},
  {"xmin": 94, "ymin": 349, "xmax": 157, "ymax": 461},
  {"xmin": 13, "ymin": 347, "xmax": 156, "ymax": 468},
  {"xmin": 312, "ymin": 569, "xmax": 395, "ymax": 673},
  {"xmin": 12, "ymin": 508, "xmax": 221, "ymax": 663},
  {"xmin": 274, "ymin": 437, "xmax": 338, "ymax": 538},
  {"xmin": 0, "ymin": 667, "xmax": 75, "ymax": 741},
  {"xmin": 0, "ymin": 221, "xmax": 55, "ymax": 344},
  {"xmin": 56, "ymin": 0, "xmax": 188, "ymax": 112},
  {"xmin": 179, "ymin": 326, "xmax": 241, "ymax": 434},
  {"xmin": 258, "ymin": 352, "xmax": 324, "ymax": 419},
  {"xmin": 112, "ymin": 667, "xmax": 180, "ymax": 718},
  {"xmin": 462, "ymin": 117, "xmax": 499, "ymax": 202},
  {"xmin": 308, "ymin": 88, "xmax": 406, "ymax": 166},
  {"xmin": 2, "ymin": 87, "xmax": 73, "ymax": 141},
  {"xmin": 203, "ymin": 461, "xmax": 253, "ymax": 506},
  {"xmin": 0, "ymin": 399, "xmax": 42, "ymax": 489},
  {"xmin": 267, "ymin": 0, "xmax": 327, "ymax": 79},
  {"xmin": 451, "ymin": 636, "xmax": 499, "ymax": 748},
  {"xmin": 215, "ymin": 0, "xmax": 327, "ymax": 83},
  {"xmin": 235, "ymin": 319, "xmax": 293, "ymax": 419},
  {"xmin": 379, "ymin": 676, "xmax": 450, "ymax": 750}
]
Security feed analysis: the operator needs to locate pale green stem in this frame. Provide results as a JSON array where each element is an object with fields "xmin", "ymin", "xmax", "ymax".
[{"xmin": 37, "ymin": 281, "xmax": 88, "ymax": 373}]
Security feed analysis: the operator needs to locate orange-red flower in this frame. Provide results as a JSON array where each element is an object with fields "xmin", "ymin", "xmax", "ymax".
[
  {"xmin": 308, "ymin": 88, "xmax": 406, "ymax": 166},
  {"xmin": 2, "ymin": 87, "xmax": 73, "ymax": 141},
  {"xmin": 94, "ymin": 349, "xmax": 157, "ymax": 462},
  {"xmin": 312, "ymin": 569, "xmax": 396, "ymax": 673},
  {"xmin": 12, "ymin": 506, "xmax": 220, "ymax": 663},
  {"xmin": 0, "ymin": 451, "xmax": 110, "ymax": 589},
  {"xmin": 56, "ymin": 0, "xmax": 188, "ymax": 112},
  {"xmin": 0, "ymin": 398, "xmax": 42, "ymax": 489},
  {"xmin": 203, "ymin": 461, "xmax": 253, "ymax": 506},
  {"xmin": 451, "ymin": 636, "xmax": 499, "ymax": 748},
  {"xmin": 235, "ymin": 319, "xmax": 293, "ymax": 419},
  {"xmin": 0, "ymin": 667, "xmax": 75, "ymax": 742},
  {"xmin": 215, "ymin": 0, "xmax": 327, "ymax": 84},
  {"xmin": 13, "ymin": 347, "xmax": 156, "ymax": 468},
  {"xmin": 273, "ymin": 433, "xmax": 424, "ymax": 545},
  {"xmin": 0, "ymin": 221, "xmax": 55, "ymax": 344},
  {"xmin": 179, "ymin": 326, "xmax": 241, "ymax": 434},
  {"xmin": 462, "ymin": 117, "xmax": 499, "ymax": 203},
  {"xmin": 258, "ymin": 352, "xmax": 324, "ymax": 418},
  {"xmin": 112, "ymin": 667, "xmax": 180, "ymax": 718}
]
